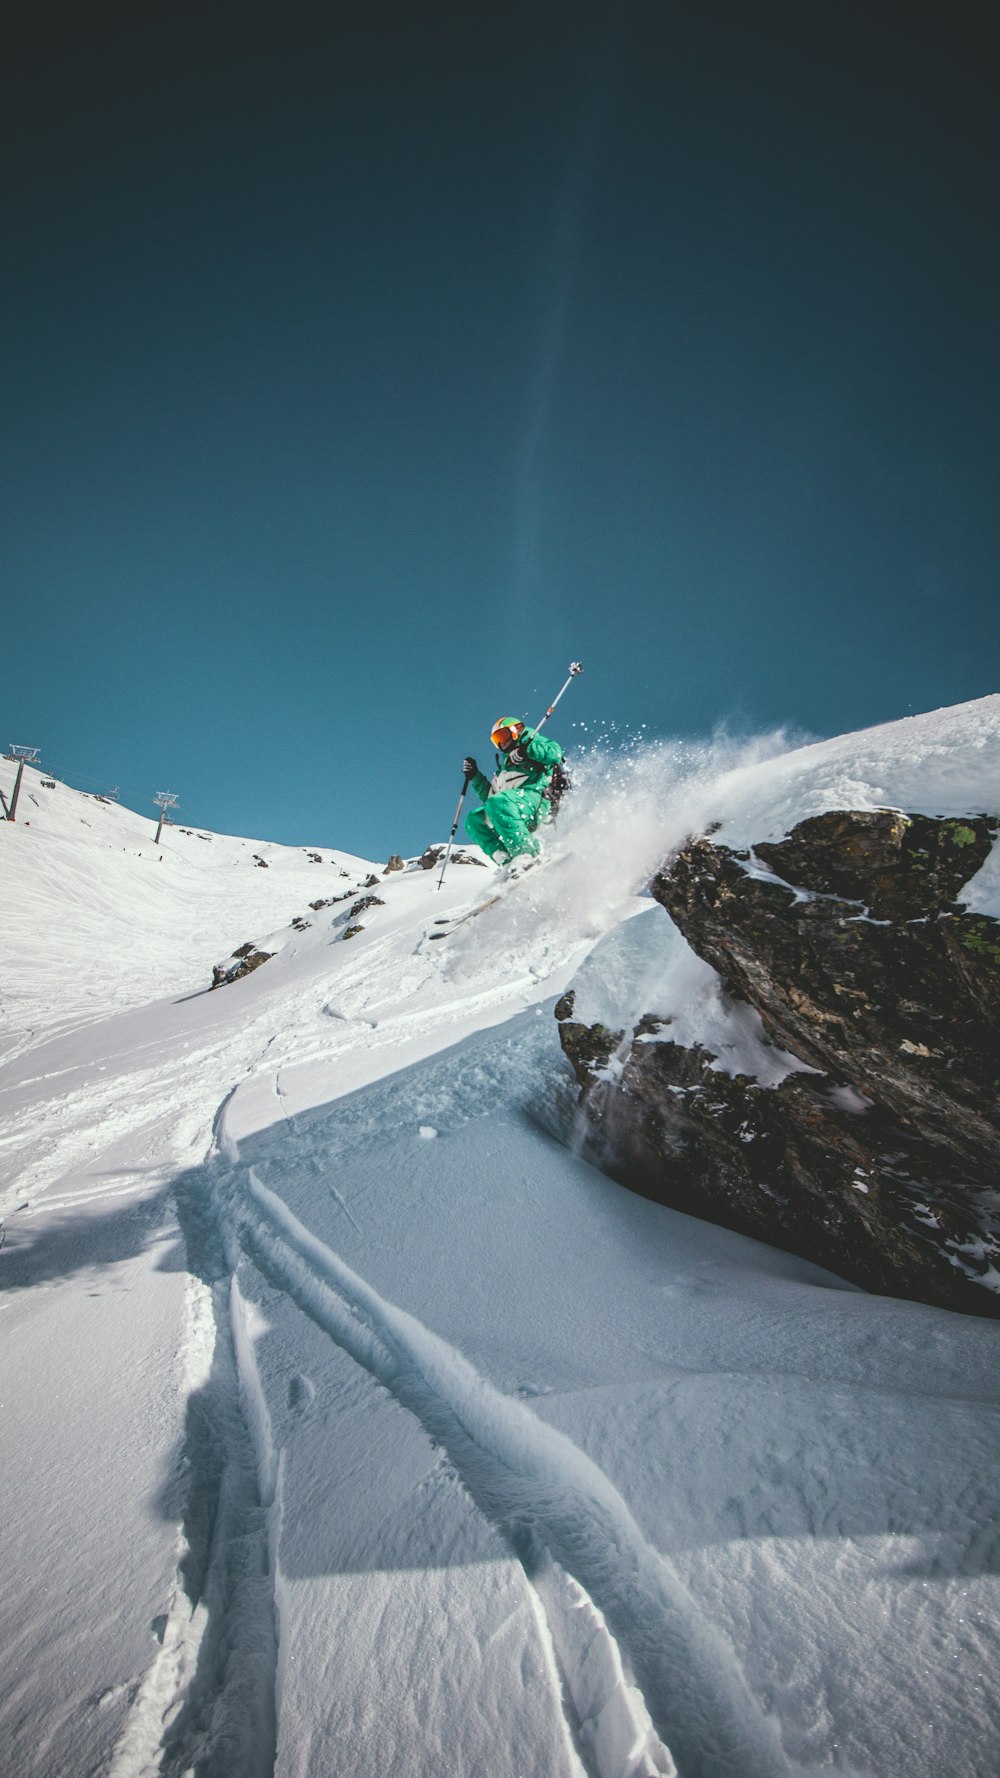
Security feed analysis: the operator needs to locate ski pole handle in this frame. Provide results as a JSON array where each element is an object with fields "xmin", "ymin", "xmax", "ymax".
[{"xmin": 536, "ymin": 661, "xmax": 583, "ymax": 732}]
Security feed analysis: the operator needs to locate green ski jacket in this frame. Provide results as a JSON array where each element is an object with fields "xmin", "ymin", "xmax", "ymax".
[{"xmin": 470, "ymin": 726, "xmax": 564, "ymax": 810}]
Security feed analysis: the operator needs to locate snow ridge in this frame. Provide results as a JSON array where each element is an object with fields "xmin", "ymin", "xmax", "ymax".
[
  {"xmin": 527, "ymin": 1553, "xmax": 678, "ymax": 1778},
  {"xmin": 211, "ymin": 1096, "xmax": 789, "ymax": 1778},
  {"xmin": 109, "ymin": 1110, "xmax": 280, "ymax": 1778}
]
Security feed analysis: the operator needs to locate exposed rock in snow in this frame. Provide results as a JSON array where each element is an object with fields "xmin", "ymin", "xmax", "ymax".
[
  {"xmin": 563, "ymin": 808, "xmax": 1000, "ymax": 1314},
  {"xmin": 554, "ymin": 990, "xmax": 622, "ymax": 1080},
  {"xmin": 417, "ymin": 843, "xmax": 487, "ymax": 870},
  {"xmin": 212, "ymin": 945, "xmax": 275, "ymax": 988},
  {"xmin": 347, "ymin": 894, "xmax": 385, "ymax": 919}
]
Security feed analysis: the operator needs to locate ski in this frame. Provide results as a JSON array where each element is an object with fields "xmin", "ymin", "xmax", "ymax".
[
  {"xmin": 427, "ymin": 858, "xmax": 548, "ymax": 940},
  {"xmin": 427, "ymin": 892, "xmax": 504, "ymax": 938}
]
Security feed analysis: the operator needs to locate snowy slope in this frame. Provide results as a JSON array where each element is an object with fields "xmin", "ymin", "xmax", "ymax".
[
  {"xmin": 1, "ymin": 699, "xmax": 999, "ymax": 1778},
  {"xmin": 0, "ymin": 757, "xmax": 375, "ymax": 1053}
]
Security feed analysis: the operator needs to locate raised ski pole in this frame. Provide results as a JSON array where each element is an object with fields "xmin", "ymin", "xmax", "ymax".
[
  {"xmin": 437, "ymin": 769, "xmax": 474, "ymax": 890},
  {"xmin": 535, "ymin": 660, "xmax": 583, "ymax": 734}
]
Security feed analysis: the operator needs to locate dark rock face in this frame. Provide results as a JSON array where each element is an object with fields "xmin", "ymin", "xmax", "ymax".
[
  {"xmin": 337, "ymin": 893, "xmax": 386, "ymax": 942},
  {"xmin": 754, "ymin": 809, "xmax": 992, "ymax": 919},
  {"xmin": 553, "ymin": 991, "xmax": 623, "ymax": 1083},
  {"xmin": 348, "ymin": 895, "xmax": 385, "ymax": 919},
  {"xmin": 418, "ymin": 845, "xmax": 487, "ymax": 871},
  {"xmin": 384, "ymin": 854, "xmax": 405, "ymax": 873},
  {"xmin": 562, "ymin": 809, "xmax": 1000, "ymax": 1316},
  {"xmin": 654, "ymin": 812, "xmax": 1000, "ymax": 1174},
  {"xmin": 211, "ymin": 947, "xmax": 274, "ymax": 988}
]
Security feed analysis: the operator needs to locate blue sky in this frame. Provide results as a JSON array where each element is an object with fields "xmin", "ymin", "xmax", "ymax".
[{"xmin": 3, "ymin": 1, "xmax": 997, "ymax": 860}]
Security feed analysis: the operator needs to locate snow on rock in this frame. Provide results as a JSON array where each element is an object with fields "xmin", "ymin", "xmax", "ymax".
[
  {"xmin": 557, "ymin": 690, "xmax": 1000, "ymax": 909},
  {"xmin": 560, "ymin": 702, "xmax": 1000, "ymax": 1315}
]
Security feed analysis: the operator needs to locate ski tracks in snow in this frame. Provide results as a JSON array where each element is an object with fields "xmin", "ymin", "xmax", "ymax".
[
  {"xmin": 272, "ymin": 1066, "xmax": 365, "ymax": 1237},
  {"xmin": 167, "ymin": 1086, "xmax": 793, "ymax": 1778},
  {"xmin": 108, "ymin": 1082, "xmax": 281, "ymax": 1778},
  {"xmin": 121, "ymin": 1042, "xmax": 793, "ymax": 1778}
]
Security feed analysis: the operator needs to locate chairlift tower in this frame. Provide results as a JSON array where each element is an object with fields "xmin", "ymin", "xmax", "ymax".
[
  {"xmin": 153, "ymin": 791, "xmax": 179, "ymax": 846},
  {"xmin": 4, "ymin": 745, "xmax": 40, "ymax": 821}
]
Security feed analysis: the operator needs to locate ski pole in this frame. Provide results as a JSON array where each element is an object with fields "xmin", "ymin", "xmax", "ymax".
[
  {"xmin": 437, "ymin": 770, "xmax": 474, "ymax": 890},
  {"xmin": 535, "ymin": 660, "xmax": 583, "ymax": 734}
]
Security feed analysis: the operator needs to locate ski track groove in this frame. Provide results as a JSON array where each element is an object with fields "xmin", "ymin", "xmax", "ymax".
[
  {"xmin": 272, "ymin": 1067, "xmax": 365, "ymax": 1237},
  {"xmin": 211, "ymin": 1095, "xmax": 791, "ymax": 1778},
  {"xmin": 108, "ymin": 1094, "xmax": 282, "ymax": 1778}
]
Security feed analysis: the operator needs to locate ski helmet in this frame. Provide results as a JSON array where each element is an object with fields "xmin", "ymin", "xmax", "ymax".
[{"xmin": 491, "ymin": 716, "xmax": 525, "ymax": 752}]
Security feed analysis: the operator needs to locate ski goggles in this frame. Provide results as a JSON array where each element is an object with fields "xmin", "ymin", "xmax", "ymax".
[{"xmin": 491, "ymin": 720, "xmax": 524, "ymax": 752}]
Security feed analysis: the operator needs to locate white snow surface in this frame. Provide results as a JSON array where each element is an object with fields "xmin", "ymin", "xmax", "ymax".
[{"xmin": 1, "ymin": 699, "xmax": 999, "ymax": 1778}]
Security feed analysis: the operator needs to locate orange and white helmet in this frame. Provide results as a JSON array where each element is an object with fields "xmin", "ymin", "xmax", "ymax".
[{"xmin": 491, "ymin": 716, "xmax": 525, "ymax": 752}]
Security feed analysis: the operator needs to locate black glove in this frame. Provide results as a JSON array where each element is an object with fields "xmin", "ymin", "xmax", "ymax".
[
  {"xmin": 507, "ymin": 745, "xmax": 527, "ymax": 765},
  {"xmin": 463, "ymin": 756, "xmax": 478, "ymax": 777}
]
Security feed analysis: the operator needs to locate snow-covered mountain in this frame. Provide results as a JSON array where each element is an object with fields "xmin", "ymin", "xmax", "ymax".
[
  {"xmin": 0, "ymin": 765, "xmax": 374, "ymax": 1050},
  {"xmin": 2, "ymin": 703, "xmax": 999, "ymax": 1778}
]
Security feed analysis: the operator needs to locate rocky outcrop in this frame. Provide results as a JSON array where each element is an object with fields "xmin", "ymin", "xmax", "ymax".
[
  {"xmin": 561, "ymin": 810, "xmax": 1000, "ymax": 1316},
  {"xmin": 418, "ymin": 845, "xmax": 488, "ymax": 871},
  {"xmin": 310, "ymin": 889, "xmax": 358, "ymax": 912},
  {"xmin": 554, "ymin": 991, "xmax": 622, "ymax": 1082},
  {"xmin": 347, "ymin": 895, "xmax": 384, "ymax": 919},
  {"xmin": 211, "ymin": 943, "xmax": 274, "ymax": 988},
  {"xmin": 337, "ymin": 893, "xmax": 386, "ymax": 942}
]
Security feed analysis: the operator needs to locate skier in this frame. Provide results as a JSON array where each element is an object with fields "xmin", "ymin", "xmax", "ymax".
[{"xmin": 462, "ymin": 716, "xmax": 565, "ymax": 865}]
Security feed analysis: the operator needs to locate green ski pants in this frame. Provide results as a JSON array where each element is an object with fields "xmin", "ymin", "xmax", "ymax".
[{"xmin": 465, "ymin": 791, "xmax": 544, "ymax": 862}]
